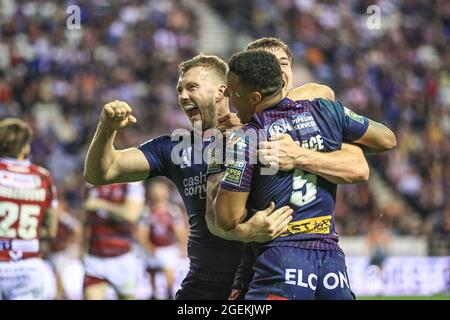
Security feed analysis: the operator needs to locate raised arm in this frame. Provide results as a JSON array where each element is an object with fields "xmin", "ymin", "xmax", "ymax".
[
  {"xmin": 84, "ymin": 100, "xmax": 150, "ymax": 185},
  {"xmin": 84, "ymin": 197, "xmax": 144, "ymax": 223},
  {"xmin": 354, "ymin": 119, "xmax": 397, "ymax": 153}
]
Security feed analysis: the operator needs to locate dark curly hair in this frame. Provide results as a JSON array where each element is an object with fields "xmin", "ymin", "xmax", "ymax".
[{"xmin": 228, "ymin": 50, "xmax": 282, "ymax": 98}]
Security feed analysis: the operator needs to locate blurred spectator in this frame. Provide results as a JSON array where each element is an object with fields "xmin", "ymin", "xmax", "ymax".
[
  {"xmin": 0, "ymin": 0, "xmax": 198, "ymax": 215},
  {"xmin": 137, "ymin": 179, "xmax": 188, "ymax": 300}
]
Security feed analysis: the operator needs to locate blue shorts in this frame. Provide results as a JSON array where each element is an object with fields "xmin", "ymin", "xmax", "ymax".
[
  {"xmin": 245, "ymin": 246, "xmax": 355, "ymax": 300},
  {"xmin": 175, "ymin": 268, "xmax": 235, "ymax": 300}
]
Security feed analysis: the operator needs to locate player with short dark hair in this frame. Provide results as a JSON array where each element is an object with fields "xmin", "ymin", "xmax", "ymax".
[
  {"xmin": 214, "ymin": 50, "xmax": 396, "ymax": 299},
  {"xmin": 223, "ymin": 37, "xmax": 396, "ymax": 299}
]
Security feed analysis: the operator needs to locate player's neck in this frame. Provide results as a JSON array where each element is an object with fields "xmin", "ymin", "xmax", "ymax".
[{"xmin": 255, "ymin": 91, "xmax": 285, "ymax": 113}]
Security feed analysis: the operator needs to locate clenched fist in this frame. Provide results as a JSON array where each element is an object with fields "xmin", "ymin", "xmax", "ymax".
[{"xmin": 99, "ymin": 100, "xmax": 137, "ymax": 131}]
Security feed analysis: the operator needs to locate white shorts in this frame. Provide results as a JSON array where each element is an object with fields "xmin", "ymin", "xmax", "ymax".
[
  {"xmin": 0, "ymin": 258, "xmax": 47, "ymax": 300},
  {"xmin": 154, "ymin": 245, "xmax": 181, "ymax": 270},
  {"xmin": 84, "ymin": 251, "xmax": 138, "ymax": 297},
  {"xmin": 48, "ymin": 252, "xmax": 84, "ymax": 300}
]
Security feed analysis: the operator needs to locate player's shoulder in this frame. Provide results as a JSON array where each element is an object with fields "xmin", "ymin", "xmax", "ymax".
[
  {"xmin": 29, "ymin": 163, "xmax": 53, "ymax": 179},
  {"xmin": 288, "ymin": 83, "xmax": 335, "ymax": 101},
  {"xmin": 241, "ymin": 121, "xmax": 260, "ymax": 133},
  {"xmin": 309, "ymin": 98, "xmax": 344, "ymax": 114},
  {"xmin": 141, "ymin": 131, "xmax": 192, "ymax": 147},
  {"xmin": 140, "ymin": 134, "xmax": 172, "ymax": 146}
]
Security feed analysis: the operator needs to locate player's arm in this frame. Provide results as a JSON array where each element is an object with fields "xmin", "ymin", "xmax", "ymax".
[
  {"xmin": 84, "ymin": 196, "xmax": 144, "ymax": 223},
  {"xmin": 206, "ymin": 172, "xmax": 292, "ymax": 242},
  {"xmin": 137, "ymin": 223, "xmax": 156, "ymax": 254},
  {"xmin": 84, "ymin": 100, "xmax": 150, "ymax": 185},
  {"xmin": 353, "ymin": 119, "xmax": 396, "ymax": 153},
  {"xmin": 40, "ymin": 207, "xmax": 58, "ymax": 239},
  {"xmin": 213, "ymin": 186, "xmax": 249, "ymax": 232},
  {"xmin": 259, "ymin": 136, "xmax": 369, "ymax": 184},
  {"xmin": 287, "ymin": 83, "xmax": 335, "ymax": 101},
  {"xmin": 289, "ymin": 87, "xmax": 396, "ymax": 153}
]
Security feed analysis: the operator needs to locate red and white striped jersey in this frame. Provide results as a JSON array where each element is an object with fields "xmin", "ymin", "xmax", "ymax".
[
  {"xmin": 141, "ymin": 204, "xmax": 184, "ymax": 247},
  {"xmin": 86, "ymin": 182, "xmax": 144, "ymax": 257},
  {"xmin": 0, "ymin": 157, "xmax": 57, "ymax": 261}
]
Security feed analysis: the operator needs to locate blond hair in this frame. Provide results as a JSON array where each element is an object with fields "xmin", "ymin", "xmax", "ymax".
[{"xmin": 178, "ymin": 54, "xmax": 228, "ymax": 83}]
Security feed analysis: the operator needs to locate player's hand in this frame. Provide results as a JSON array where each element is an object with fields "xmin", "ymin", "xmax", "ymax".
[
  {"xmin": 258, "ymin": 133, "xmax": 307, "ymax": 171},
  {"xmin": 217, "ymin": 113, "xmax": 243, "ymax": 137},
  {"xmin": 99, "ymin": 100, "xmax": 137, "ymax": 131},
  {"xmin": 244, "ymin": 202, "xmax": 293, "ymax": 243}
]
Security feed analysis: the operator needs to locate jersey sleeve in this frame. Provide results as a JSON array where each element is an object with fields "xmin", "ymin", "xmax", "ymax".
[
  {"xmin": 138, "ymin": 135, "xmax": 172, "ymax": 179},
  {"xmin": 206, "ymin": 136, "xmax": 226, "ymax": 178},
  {"xmin": 219, "ymin": 129, "xmax": 257, "ymax": 192},
  {"xmin": 316, "ymin": 98, "xmax": 369, "ymax": 142}
]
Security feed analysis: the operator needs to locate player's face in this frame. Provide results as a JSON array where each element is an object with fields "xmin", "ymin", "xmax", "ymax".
[
  {"xmin": 149, "ymin": 182, "xmax": 170, "ymax": 202},
  {"xmin": 226, "ymin": 72, "xmax": 253, "ymax": 123},
  {"xmin": 263, "ymin": 47, "xmax": 293, "ymax": 92},
  {"xmin": 177, "ymin": 66, "xmax": 218, "ymax": 131}
]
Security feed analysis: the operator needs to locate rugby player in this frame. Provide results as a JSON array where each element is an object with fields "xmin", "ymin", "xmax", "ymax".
[
  {"xmin": 0, "ymin": 118, "xmax": 58, "ymax": 299},
  {"xmin": 214, "ymin": 50, "xmax": 396, "ymax": 299}
]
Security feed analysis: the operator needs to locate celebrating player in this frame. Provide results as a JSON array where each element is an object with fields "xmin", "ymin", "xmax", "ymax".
[{"xmin": 213, "ymin": 50, "xmax": 396, "ymax": 299}]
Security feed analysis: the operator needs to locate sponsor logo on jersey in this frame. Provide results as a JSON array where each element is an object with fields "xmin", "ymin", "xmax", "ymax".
[
  {"xmin": 206, "ymin": 147, "xmax": 222, "ymax": 175},
  {"xmin": 0, "ymin": 186, "xmax": 46, "ymax": 201},
  {"xmin": 291, "ymin": 112, "xmax": 319, "ymax": 135},
  {"xmin": 344, "ymin": 107, "xmax": 365, "ymax": 124},
  {"xmin": 281, "ymin": 215, "xmax": 332, "ymax": 236},
  {"xmin": 223, "ymin": 160, "xmax": 246, "ymax": 186},
  {"xmin": 268, "ymin": 118, "xmax": 292, "ymax": 138},
  {"xmin": 300, "ymin": 134, "xmax": 325, "ymax": 151},
  {"xmin": 0, "ymin": 170, "xmax": 41, "ymax": 189},
  {"xmin": 180, "ymin": 146, "xmax": 192, "ymax": 168},
  {"xmin": 284, "ymin": 269, "xmax": 349, "ymax": 290},
  {"xmin": 183, "ymin": 172, "xmax": 207, "ymax": 199}
]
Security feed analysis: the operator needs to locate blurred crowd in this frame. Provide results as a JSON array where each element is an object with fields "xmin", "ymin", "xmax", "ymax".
[
  {"xmin": 1, "ymin": 0, "xmax": 449, "ymax": 241},
  {"xmin": 0, "ymin": 0, "xmax": 197, "ymax": 217},
  {"xmin": 211, "ymin": 0, "xmax": 450, "ymax": 238}
]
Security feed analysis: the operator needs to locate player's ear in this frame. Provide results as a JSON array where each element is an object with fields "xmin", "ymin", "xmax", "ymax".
[
  {"xmin": 250, "ymin": 92, "xmax": 262, "ymax": 106},
  {"xmin": 216, "ymin": 84, "xmax": 227, "ymax": 102}
]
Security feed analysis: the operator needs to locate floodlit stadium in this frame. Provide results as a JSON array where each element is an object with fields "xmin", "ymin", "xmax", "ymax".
[{"xmin": 0, "ymin": 0, "xmax": 448, "ymax": 301}]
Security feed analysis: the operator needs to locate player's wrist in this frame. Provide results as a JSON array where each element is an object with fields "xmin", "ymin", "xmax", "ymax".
[
  {"xmin": 294, "ymin": 147, "xmax": 314, "ymax": 169},
  {"xmin": 235, "ymin": 223, "xmax": 251, "ymax": 243},
  {"xmin": 97, "ymin": 121, "xmax": 116, "ymax": 134}
]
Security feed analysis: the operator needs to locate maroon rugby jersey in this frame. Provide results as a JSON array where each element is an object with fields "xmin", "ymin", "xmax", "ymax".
[
  {"xmin": 143, "ymin": 204, "xmax": 183, "ymax": 247},
  {"xmin": 86, "ymin": 182, "xmax": 144, "ymax": 257},
  {"xmin": 0, "ymin": 157, "xmax": 57, "ymax": 261},
  {"xmin": 50, "ymin": 212, "xmax": 79, "ymax": 253}
]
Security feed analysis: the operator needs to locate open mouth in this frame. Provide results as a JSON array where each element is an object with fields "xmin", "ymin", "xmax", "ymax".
[{"xmin": 183, "ymin": 104, "xmax": 201, "ymax": 121}]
